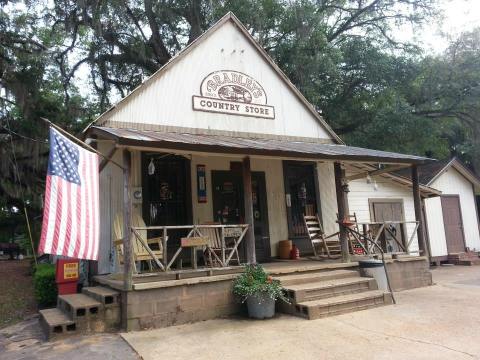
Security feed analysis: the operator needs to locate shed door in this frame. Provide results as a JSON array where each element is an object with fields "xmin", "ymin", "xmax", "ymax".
[
  {"xmin": 371, "ymin": 200, "xmax": 405, "ymax": 253},
  {"xmin": 441, "ymin": 196, "xmax": 465, "ymax": 254}
]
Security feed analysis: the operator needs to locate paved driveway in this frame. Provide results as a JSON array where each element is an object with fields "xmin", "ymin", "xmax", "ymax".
[{"xmin": 122, "ymin": 266, "xmax": 480, "ymax": 360}]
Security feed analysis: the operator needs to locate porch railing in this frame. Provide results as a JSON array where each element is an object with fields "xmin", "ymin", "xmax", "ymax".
[
  {"xmin": 346, "ymin": 220, "xmax": 420, "ymax": 256},
  {"xmin": 129, "ymin": 224, "xmax": 249, "ymax": 272}
]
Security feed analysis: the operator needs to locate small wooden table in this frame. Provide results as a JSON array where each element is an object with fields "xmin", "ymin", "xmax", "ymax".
[{"xmin": 180, "ymin": 236, "xmax": 208, "ymax": 269}]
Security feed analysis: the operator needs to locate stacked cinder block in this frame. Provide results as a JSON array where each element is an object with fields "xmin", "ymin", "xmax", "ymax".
[
  {"xmin": 384, "ymin": 257, "xmax": 433, "ymax": 291},
  {"xmin": 126, "ymin": 279, "xmax": 241, "ymax": 331},
  {"xmin": 39, "ymin": 286, "xmax": 121, "ymax": 341}
]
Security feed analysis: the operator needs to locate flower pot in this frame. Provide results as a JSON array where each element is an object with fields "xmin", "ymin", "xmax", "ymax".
[{"xmin": 246, "ymin": 292, "xmax": 275, "ymax": 319}]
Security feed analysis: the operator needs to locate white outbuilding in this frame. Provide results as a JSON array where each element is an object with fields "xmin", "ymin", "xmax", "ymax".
[{"xmin": 395, "ymin": 158, "xmax": 480, "ymax": 263}]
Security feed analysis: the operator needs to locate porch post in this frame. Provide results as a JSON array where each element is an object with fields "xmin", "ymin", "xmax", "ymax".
[
  {"xmin": 334, "ymin": 162, "xmax": 350, "ymax": 262},
  {"xmin": 123, "ymin": 149, "xmax": 133, "ymax": 291},
  {"xmin": 243, "ymin": 156, "xmax": 256, "ymax": 264},
  {"xmin": 411, "ymin": 165, "xmax": 429, "ymax": 259}
]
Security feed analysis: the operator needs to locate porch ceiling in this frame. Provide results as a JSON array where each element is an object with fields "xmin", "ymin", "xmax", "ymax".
[{"xmin": 89, "ymin": 126, "xmax": 433, "ymax": 165}]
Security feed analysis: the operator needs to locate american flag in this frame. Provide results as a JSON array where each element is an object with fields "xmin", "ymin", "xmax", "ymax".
[{"xmin": 38, "ymin": 128, "xmax": 100, "ymax": 260}]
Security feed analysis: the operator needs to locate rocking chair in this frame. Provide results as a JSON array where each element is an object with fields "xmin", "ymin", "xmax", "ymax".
[{"xmin": 113, "ymin": 210, "xmax": 166, "ymax": 272}]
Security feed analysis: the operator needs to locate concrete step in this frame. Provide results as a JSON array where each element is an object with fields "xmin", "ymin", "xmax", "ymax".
[
  {"xmin": 283, "ymin": 277, "xmax": 376, "ymax": 303},
  {"xmin": 58, "ymin": 293, "xmax": 103, "ymax": 321},
  {"xmin": 295, "ymin": 290, "xmax": 392, "ymax": 320},
  {"xmin": 39, "ymin": 308, "xmax": 76, "ymax": 341},
  {"xmin": 274, "ymin": 269, "xmax": 359, "ymax": 286},
  {"xmin": 82, "ymin": 286, "xmax": 120, "ymax": 306}
]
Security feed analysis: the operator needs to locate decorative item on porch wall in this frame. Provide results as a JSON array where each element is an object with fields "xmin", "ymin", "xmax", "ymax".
[
  {"xmin": 197, "ymin": 164, "xmax": 207, "ymax": 203},
  {"xmin": 233, "ymin": 264, "xmax": 289, "ymax": 319}
]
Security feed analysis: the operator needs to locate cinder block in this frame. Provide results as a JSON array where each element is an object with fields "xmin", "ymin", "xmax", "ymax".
[
  {"xmin": 178, "ymin": 295, "xmax": 205, "ymax": 311},
  {"xmin": 127, "ymin": 301, "xmax": 154, "ymax": 318},
  {"xmin": 155, "ymin": 299, "xmax": 178, "ymax": 314}
]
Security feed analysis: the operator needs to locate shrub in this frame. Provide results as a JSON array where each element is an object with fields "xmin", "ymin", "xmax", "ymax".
[
  {"xmin": 233, "ymin": 264, "xmax": 288, "ymax": 304},
  {"xmin": 33, "ymin": 264, "xmax": 57, "ymax": 307}
]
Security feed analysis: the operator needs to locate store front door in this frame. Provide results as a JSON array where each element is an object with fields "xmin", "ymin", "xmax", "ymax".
[
  {"xmin": 212, "ymin": 170, "xmax": 271, "ymax": 262},
  {"xmin": 283, "ymin": 161, "xmax": 319, "ymax": 253}
]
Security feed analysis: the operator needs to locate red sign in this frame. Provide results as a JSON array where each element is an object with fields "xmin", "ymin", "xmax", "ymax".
[{"xmin": 55, "ymin": 259, "xmax": 79, "ymax": 295}]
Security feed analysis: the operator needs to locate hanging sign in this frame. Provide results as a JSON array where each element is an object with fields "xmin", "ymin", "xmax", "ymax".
[
  {"xmin": 192, "ymin": 70, "xmax": 275, "ymax": 119},
  {"xmin": 197, "ymin": 165, "xmax": 207, "ymax": 203}
]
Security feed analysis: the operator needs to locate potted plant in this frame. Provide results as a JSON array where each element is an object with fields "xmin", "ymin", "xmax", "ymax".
[{"xmin": 233, "ymin": 264, "xmax": 288, "ymax": 319}]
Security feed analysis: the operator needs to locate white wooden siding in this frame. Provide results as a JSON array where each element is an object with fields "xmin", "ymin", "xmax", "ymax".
[
  {"xmin": 97, "ymin": 143, "xmax": 124, "ymax": 274},
  {"xmin": 430, "ymin": 168, "xmax": 480, "ymax": 251},
  {"xmin": 424, "ymin": 197, "xmax": 448, "ymax": 257},
  {"xmin": 102, "ymin": 21, "xmax": 333, "ymax": 141},
  {"xmin": 347, "ymin": 173, "xmax": 419, "ymax": 253}
]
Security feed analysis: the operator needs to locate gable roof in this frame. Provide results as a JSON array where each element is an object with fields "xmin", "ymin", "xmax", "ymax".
[
  {"xmin": 84, "ymin": 12, "xmax": 343, "ymax": 144},
  {"xmin": 394, "ymin": 158, "xmax": 480, "ymax": 188}
]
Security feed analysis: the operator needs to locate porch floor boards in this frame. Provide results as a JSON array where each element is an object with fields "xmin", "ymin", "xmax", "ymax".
[{"xmin": 93, "ymin": 258, "xmax": 359, "ymax": 290}]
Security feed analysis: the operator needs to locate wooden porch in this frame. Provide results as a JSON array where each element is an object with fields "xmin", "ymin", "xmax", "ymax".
[{"xmin": 89, "ymin": 125, "xmax": 436, "ymax": 294}]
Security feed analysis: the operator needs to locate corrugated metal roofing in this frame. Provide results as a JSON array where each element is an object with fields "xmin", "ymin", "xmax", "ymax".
[{"xmin": 90, "ymin": 126, "xmax": 433, "ymax": 164}]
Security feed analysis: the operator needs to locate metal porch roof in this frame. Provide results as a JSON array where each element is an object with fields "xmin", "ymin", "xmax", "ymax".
[{"xmin": 90, "ymin": 126, "xmax": 433, "ymax": 165}]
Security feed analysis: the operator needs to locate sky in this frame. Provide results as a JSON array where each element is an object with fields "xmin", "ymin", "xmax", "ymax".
[{"xmin": 400, "ymin": 0, "xmax": 480, "ymax": 53}]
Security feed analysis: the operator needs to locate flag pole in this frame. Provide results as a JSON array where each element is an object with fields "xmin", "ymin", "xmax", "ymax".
[{"xmin": 40, "ymin": 117, "xmax": 124, "ymax": 170}]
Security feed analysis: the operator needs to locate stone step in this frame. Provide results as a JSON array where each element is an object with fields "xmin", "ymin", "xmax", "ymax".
[
  {"xmin": 295, "ymin": 290, "xmax": 392, "ymax": 320},
  {"xmin": 39, "ymin": 308, "xmax": 76, "ymax": 341},
  {"xmin": 58, "ymin": 293, "xmax": 103, "ymax": 321},
  {"xmin": 283, "ymin": 277, "xmax": 376, "ymax": 303},
  {"xmin": 274, "ymin": 269, "xmax": 359, "ymax": 286},
  {"xmin": 82, "ymin": 286, "xmax": 120, "ymax": 306}
]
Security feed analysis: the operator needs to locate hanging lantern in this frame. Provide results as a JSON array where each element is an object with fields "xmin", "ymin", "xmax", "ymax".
[{"xmin": 148, "ymin": 158, "xmax": 155, "ymax": 175}]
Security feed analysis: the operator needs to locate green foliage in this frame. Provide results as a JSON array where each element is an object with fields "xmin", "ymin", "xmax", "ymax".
[
  {"xmin": 33, "ymin": 264, "xmax": 57, "ymax": 307},
  {"xmin": 233, "ymin": 264, "xmax": 288, "ymax": 303},
  {"xmin": 2, "ymin": 0, "xmax": 480, "ymax": 225}
]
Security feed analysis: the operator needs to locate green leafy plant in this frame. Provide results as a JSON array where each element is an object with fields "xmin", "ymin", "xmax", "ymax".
[
  {"xmin": 33, "ymin": 264, "xmax": 57, "ymax": 307},
  {"xmin": 233, "ymin": 264, "xmax": 288, "ymax": 303}
]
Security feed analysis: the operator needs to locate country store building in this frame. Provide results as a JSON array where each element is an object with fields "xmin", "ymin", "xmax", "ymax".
[{"xmin": 39, "ymin": 12, "xmax": 441, "ymax": 334}]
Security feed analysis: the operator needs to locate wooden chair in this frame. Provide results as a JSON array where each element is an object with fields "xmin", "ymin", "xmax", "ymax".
[
  {"xmin": 343, "ymin": 213, "xmax": 365, "ymax": 255},
  {"xmin": 304, "ymin": 215, "xmax": 341, "ymax": 258},
  {"xmin": 199, "ymin": 223, "xmax": 241, "ymax": 267},
  {"xmin": 113, "ymin": 211, "xmax": 165, "ymax": 272}
]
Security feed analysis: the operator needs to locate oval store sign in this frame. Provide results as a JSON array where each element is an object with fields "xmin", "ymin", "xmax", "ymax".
[{"xmin": 192, "ymin": 70, "xmax": 275, "ymax": 119}]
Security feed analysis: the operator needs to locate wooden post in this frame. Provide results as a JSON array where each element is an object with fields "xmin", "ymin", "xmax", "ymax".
[
  {"xmin": 123, "ymin": 150, "xmax": 133, "ymax": 291},
  {"xmin": 334, "ymin": 162, "xmax": 350, "ymax": 262},
  {"xmin": 411, "ymin": 165, "xmax": 429, "ymax": 259},
  {"xmin": 243, "ymin": 156, "xmax": 256, "ymax": 264}
]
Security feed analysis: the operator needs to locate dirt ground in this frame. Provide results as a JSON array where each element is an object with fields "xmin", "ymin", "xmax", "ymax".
[{"xmin": 0, "ymin": 260, "xmax": 37, "ymax": 328}]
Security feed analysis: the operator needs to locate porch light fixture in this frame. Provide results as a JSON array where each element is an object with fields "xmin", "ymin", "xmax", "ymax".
[
  {"xmin": 366, "ymin": 173, "xmax": 372, "ymax": 184},
  {"xmin": 148, "ymin": 158, "xmax": 155, "ymax": 175},
  {"xmin": 373, "ymin": 180, "xmax": 378, "ymax": 191}
]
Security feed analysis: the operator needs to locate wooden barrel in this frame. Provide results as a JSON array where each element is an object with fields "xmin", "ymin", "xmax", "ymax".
[{"xmin": 278, "ymin": 240, "xmax": 292, "ymax": 259}]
